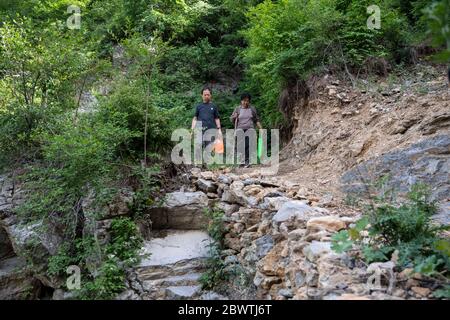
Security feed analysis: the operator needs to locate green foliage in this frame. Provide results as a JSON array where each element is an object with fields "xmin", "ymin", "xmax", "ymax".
[
  {"xmin": 47, "ymin": 217, "xmax": 143, "ymax": 299},
  {"xmin": 106, "ymin": 217, "xmax": 143, "ymax": 266},
  {"xmin": 367, "ymin": 182, "xmax": 439, "ymax": 245},
  {"xmin": 129, "ymin": 164, "xmax": 162, "ymax": 218},
  {"xmin": 16, "ymin": 116, "xmax": 134, "ymax": 222},
  {"xmin": 241, "ymin": 0, "xmax": 428, "ymax": 126},
  {"xmin": 200, "ymin": 207, "xmax": 229, "ymax": 290},
  {"xmin": 433, "ymin": 284, "xmax": 450, "ymax": 298},
  {"xmin": 331, "ymin": 230, "xmax": 354, "ymax": 253},
  {"xmin": 423, "ymin": 0, "xmax": 450, "ymax": 62},
  {"xmin": 203, "ymin": 207, "xmax": 226, "ymax": 245},
  {"xmin": 0, "ymin": 18, "xmax": 94, "ymax": 167},
  {"xmin": 79, "ymin": 256, "xmax": 126, "ymax": 300},
  {"xmin": 47, "ymin": 237, "xmax": 98, "ymax": 277},
  {"xmin": 199, "ymin": 242, "xmax": 229, "ymax": 290},
  {"xmin": 332, "ymin": 182, "xmax": 449, "ymax": 287},
  {"xmin": 79, "ymin": 217, "xmax": 143, "ymax": 299}
]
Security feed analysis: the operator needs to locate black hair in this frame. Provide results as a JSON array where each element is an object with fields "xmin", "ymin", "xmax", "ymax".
[
  {"xmin": 240, "ymin": 92, "xmax": 252, "ymax": 102},
  {"xmin": 201, "ymin": 86, "xmax": 212, "ymax": 95}
]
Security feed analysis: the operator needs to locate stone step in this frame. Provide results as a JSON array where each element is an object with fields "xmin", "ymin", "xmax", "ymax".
[
  {"xmin": 142, "ymin": 273, "xmax": 203, "ymax": 291},
  {"xmin": 137, "ymin": 258, "xmax": 207, "ymax": 281},
  {"xmin": 164, "ymin": 285, "xmax": 202, "ymax": 300},
  {"xmin": 136, "ymin": 230, "xmax": 211, "ymax": 283},
  {"xmin": 139, "ymin": 230, "xmax": 211, "ymax": 266}
]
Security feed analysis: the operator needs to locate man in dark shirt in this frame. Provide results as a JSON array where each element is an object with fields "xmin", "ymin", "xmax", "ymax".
[{"xmin": 191, "ymin": 87, "xmax": 222, "ymax": 148}]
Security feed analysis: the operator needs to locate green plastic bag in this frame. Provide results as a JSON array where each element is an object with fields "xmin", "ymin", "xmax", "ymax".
[{"xmin": 257, "ymin": 133, "xmax": 263, "ymax": 163}]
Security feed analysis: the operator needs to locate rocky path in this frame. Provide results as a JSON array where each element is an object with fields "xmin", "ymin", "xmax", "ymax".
[
  {"xmin": 120, "ymin": 190, "xmax": 225, "ymax": 300},
  {"xmin": 120, "ymin": 165, "xmax": 448, "ymax": 300},
  {"xmin": 1, "ymin": 162, "xmax": 447, "ymax": 300},
  {"xmin": 134, "ymin": 230, "xmax": 211, "ymax": 299}
]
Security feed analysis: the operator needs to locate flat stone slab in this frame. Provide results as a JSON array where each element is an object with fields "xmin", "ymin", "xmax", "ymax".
[
  {"xmin": 142, "ymin": 273, "xmax": 202, "ymax": 290},
  {"xmin": 139, "ymin": 230, "xmax": 211, "ymax": 267},
  {"xmin": 165, "ymin": 285, "xmax": 202, "ymax": 299}
]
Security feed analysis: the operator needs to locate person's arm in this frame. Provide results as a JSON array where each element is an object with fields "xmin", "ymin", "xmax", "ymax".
[
  {"xmin": 230, "ymin": 107, "xmax": 238, "ymax": 122},
  {"xmin": 215, "ymin": 118, "xmax": 222, "ymax": 131},
  {"xmin": 214, "ymin": 106, "xmax": 222, "ymax": 136},
  {"xmin": 252, "ymin": 106, "xmax": 263, "ymax": 129},
  {"xmin": 191, "ymin": 105, "xmax": 199, "ymax": 130}
]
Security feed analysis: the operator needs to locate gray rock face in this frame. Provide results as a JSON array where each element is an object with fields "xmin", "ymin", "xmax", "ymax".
[
  {"xmin": 78, "ymin": 91, "xmax": 98, "ymax": 114},
  {"xmin": 200, "ymin": 291, "xmax": 229, "ymax": 300},
  {"xmin": 149, "ymin": 192, "xmax": 210, "ymax": 229},
  {"xmin": 341, "ymin": 135, "xmax": 450, "ymax": 201},
  {"xmin": 0, "ymin": 227, "xmax": 14, "ymax": 260},
  {"xmin": 433, "ymin": 201, "xmax": 450, "ymax": 226},
  {"xmin": 82, "ymin": 188, "xmax": 134, "ymax": 221},
  {"xmin": 255, "ymin": 235, "xmax": 274, "ymax": 259},
  {"xmin": 2, "ymin": 176, "xmax": 65, "ymax": 259},
  {"xmin": 261, "ymin": 196, "xmax": 291, "ymax": 211},
  {"xmin": 0, "ymin": 256, "xmax": 40, "ymax": 300},
  {"xmin": 0, "ymin": 174, "xmax": 23, "ymax": 214},
  {"xmin": 2, "ymin": 218, "xmax": 63, "ymax": 265}
]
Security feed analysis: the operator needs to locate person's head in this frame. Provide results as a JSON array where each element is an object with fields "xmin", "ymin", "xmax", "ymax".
[
  {"xmin": 201, "ymin": 87, "xmax": 212, "ymax": 103},
  {"xmin": 240, "ymin": 92, "xmax": 251, "ymax": 108}
]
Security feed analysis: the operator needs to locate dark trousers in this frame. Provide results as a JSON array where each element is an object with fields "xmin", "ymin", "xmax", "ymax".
[{"xmin": 236, "ymin": 129, "xmax": 251, "ymax": 165}]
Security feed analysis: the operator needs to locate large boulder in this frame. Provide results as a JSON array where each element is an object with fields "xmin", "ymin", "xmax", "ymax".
[
  {"xmin": 1, "ymin": 216, "xmax": 63, "ymax": 267},
  {"xmin": 341, "ymin": 134, "xmax": 450, "ymax": 201}
]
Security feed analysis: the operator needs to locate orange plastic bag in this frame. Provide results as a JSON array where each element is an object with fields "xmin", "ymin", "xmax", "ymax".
[{"xmin": 214, "ymin": 138, "xmax": 224, "ymax": 154}]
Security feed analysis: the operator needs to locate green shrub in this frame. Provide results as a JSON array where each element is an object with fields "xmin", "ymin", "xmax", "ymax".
[
  {"xmin": 106, "ymin": 217, "xmax": 143, "ymax": 266},
  {"xmin": 0, "ymin": 18, "xmax": 94, "ymax": 168},
  {"xmin": 78, "ymin": 217, "xmax": 143, "ymax": 299},
  {"xmin": 16, "ymin": 116, "xmax": 134, "ymax": 222},
  {"xmin": 200, "ymin": 208, "xmax": 229, "ymax": 290},
  {"xmin": 48, "ymin": 217, "xmax": 143, "ymax": 299},
  {"xmin": 79, "ymin": 256, "xmax": 126, "ymax": 300},
  {"xmin": 98, "ymin": 78, "xmax": 176, "ymax": 155},
  {"xmin": 332, "ymin": 182, "xmax": 449, "ymax": 292}
]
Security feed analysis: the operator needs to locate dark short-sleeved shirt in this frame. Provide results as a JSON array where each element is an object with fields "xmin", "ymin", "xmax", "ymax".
[{"xmin": 195, "ymin": 103, "xmax": 219, "ymax": 130}]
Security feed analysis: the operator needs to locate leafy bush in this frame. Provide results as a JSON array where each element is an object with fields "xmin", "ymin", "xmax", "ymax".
[
  {"xmin": 79, "ymin": 256, "xmax": 126, "ymax": 300},
  {"xmin": 332, "ymin": 182, "xmax": 449, "ymax": 289},
  {"xmin": 16, "ymin": 116, "xmax": 134, "ymax": 221},
  {"xmin": 106, "ymin": 217, "xmax": 143, "ymax": 266},
  {"xmin": 0, "ymin": 18, "xmax": 94, "ymax": 168},
  {"xmin": 422, "ymin": 0, "xmax": 450, "ymax": 63},
  {"xmin": 200, "ymin": 207, "xmax": 229, "ymax": 290},
  {"xmin": 47, "ymin": 217, "xmax": 143, "ymax": 299},
  {"xmin": 241, "ymin": 0, "xmax": 423, "ymax": 126},
  {"xmin": 97, "ymin": 75, "xmax": 177, "ymax": 156}
]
